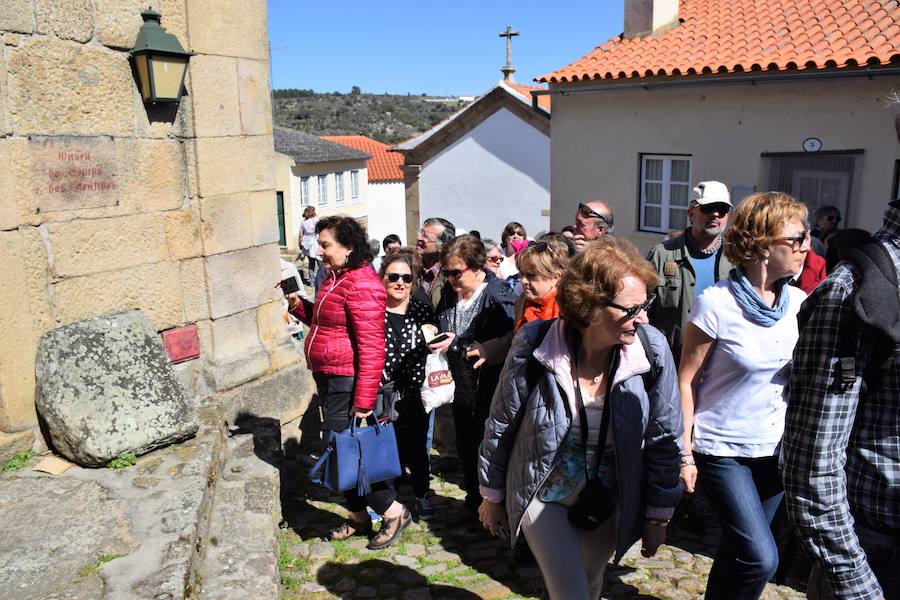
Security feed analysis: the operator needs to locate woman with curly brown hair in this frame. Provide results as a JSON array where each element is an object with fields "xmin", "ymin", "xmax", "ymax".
[
  {"xmin": 477, "ymin": 237, "xmax": 682, "ymax": 599},
  {"xmin": 678, "ymin": 192, "xmax": 810, "ymax": 599}
]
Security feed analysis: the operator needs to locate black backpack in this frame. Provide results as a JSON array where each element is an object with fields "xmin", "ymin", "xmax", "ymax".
[
  {"xmin": 523, "ymin": 319, "xmax": 659, "ymax": 394},
  {"xmin": 837, "ymin": 240, "xmax": 900, "ymax": 389}
]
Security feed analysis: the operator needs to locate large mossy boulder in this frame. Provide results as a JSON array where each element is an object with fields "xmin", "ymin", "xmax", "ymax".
[{"xmin": 35, "ymin": 310, "xmax": 198, "ymax": 467}]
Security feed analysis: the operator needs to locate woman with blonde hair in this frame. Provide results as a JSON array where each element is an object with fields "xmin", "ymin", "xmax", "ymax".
[
  {"xmin": 678, "ymin": 192, "xmax": 810, "ymax": 599},
  {"xmin": 478, "ymin": 237, "xmax": 682, "ymax": 599}
]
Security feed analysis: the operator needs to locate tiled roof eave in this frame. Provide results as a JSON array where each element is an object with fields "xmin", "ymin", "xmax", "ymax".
[{"xmin": 542, "ymin": 60, "xmax": 900, "ymax": 87}]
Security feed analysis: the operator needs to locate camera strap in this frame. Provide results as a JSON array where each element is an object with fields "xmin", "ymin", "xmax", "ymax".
[{"xmin": 570, "ymin": 330, "xmax": 620, "ymax": 482}]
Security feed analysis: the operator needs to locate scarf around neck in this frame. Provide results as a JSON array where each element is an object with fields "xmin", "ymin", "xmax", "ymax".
[
  {"xmin": 727, "ymin": 268, "xmax": 790, "ymax": 327},
  {"xmin": 516, "ymin": 288, "xmax": 560, "ymax": 332}
]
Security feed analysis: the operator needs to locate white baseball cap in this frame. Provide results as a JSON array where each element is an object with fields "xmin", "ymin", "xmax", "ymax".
[{"xmin": 691, "ymin": 181, "xmax": 732, "ymax": 207}]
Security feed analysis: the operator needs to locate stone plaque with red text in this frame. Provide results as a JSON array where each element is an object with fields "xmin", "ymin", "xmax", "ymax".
[{"xmin": 29, "ymin": 136, "xmax": 120, "ymax": 213}]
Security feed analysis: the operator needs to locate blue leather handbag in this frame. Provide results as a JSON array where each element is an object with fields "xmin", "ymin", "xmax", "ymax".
[{"xmin": 309, "ymin": 417, "xmax": 402, "ymax": 495}]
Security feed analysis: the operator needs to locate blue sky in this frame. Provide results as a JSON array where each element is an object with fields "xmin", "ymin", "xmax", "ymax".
[{"xmin": 267, "ymin": 1, "xmax": 624, "ymax": 96}]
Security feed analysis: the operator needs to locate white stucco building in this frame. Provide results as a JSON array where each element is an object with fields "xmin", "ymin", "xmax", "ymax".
[
  {"xmin": 539, "ymin": 0, "xmax": 900, "ymax": 252},
  {"xmin": 322, "ymin": 135, "xmax": 407, "ymax": 245},
  {"xmin": 393, "ymin": 81, "xmax": 551, "ymax": 243},
  {"xmin": 273, "ymin": 127, "xmax": 370, "ymax": 254}
]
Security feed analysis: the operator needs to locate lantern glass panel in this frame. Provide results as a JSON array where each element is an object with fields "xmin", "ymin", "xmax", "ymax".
[
  {"xmin": 134, "ymin": 53, "xmax": 151, "ymax": 100},
  {"xmin": 149, "ymin": 55, "xmax": 187, "ymax": 101}
]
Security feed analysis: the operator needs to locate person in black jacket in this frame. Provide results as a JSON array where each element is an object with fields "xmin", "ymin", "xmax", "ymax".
[{"xmin": 427, "ymin": 234, "xmax": 517, "ymax": 513}]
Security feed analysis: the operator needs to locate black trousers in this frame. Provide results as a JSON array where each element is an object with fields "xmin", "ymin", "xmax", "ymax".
[
  {"xmin": 452, "ymin": 392, "xmax": 493, "ymax": 510},
  {"xmin": 395, "ymin": 393, "xmax": 431, "ymax": 498},
  {"xmin": 313, "ymin": 372, "xmax": 396, "ymax": 515}
]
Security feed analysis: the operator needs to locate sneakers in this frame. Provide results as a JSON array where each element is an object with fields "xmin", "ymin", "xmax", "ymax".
[
  {"xmin": 415, "ymin": 495, "xmax": 435, "ymax": 521},
  {"xmin": 367, "ymin": 506, "xmax": 412, "ymax": 550},
  {"xmin": 327, "ymin": 516, "xmax": 373, "ymax": 541}
]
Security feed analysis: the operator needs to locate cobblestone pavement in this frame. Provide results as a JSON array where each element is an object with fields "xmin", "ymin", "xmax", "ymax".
[{"xmin": 277, "ymin": 454, "xmax": 808, "ymax": 600}]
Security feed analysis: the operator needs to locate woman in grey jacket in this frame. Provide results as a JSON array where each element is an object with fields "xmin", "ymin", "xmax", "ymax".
[{"xmin": 477, "ymin": 238, "xmax": 683, "ymax": 600}]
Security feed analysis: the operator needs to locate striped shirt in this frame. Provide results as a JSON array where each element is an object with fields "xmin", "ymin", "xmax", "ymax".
[{"xmin": 782, "ymin": 201, "xmax": 900, "ymax": 600}]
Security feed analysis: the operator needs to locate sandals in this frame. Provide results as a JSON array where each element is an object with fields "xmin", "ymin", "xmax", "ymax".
[{"xmin": 367, "ymin": 506, "xmax": 412, "ymax": 550}]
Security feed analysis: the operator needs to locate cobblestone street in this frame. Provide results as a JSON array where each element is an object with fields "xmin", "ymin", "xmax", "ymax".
[{"xmin": 278, "ymin": 452, "xmax": 808, "ymax": 600}]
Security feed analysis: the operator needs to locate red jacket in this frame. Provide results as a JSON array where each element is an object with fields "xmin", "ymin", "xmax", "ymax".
[
  {"xmin": 290, "ymin": 266, "xmax": 386, "ymax": 410},
  {"xmin": 796, "ymin": 250, "xmax": 827, "ymax": 295}
]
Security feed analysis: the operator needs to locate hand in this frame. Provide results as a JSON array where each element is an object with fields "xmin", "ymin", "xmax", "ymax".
[
  {"xmin": 427, "ymin": 332, "xmax": 455, "ymax": 353},
  {"xmin": 478, "ymin": 499, "xmax": 509, "ymax": 538},
  {"xmin": 641, "ymin": 520, "xmax": 668, "ymax": 557},
  {"xmin": 351, "ymin": 408, "xmax": 373, "ymax": 419},
  {"xmin": 285, "ymin": 292, "xmax": 301, "ymax": 311},
  {"xmin": 680, "ymin": 464, "xmax": 698, "ymax": 494},
  {"xmin": 572, "ymin": 234, "xmax": 589, "ymax": 252},
  {"xmin": 466, "ymin": 342, "xmax": 488, "ymax": 369}
]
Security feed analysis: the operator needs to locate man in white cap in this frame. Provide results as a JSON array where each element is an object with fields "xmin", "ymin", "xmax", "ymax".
[{"xmin": 646, "ymin": 181, "xmax": 733, "ymax": 364}]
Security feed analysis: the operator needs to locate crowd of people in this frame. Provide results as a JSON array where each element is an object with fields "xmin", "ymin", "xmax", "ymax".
[{"xmin": 284, "ymin": 184, "xmax": 899, "ymax": 600}]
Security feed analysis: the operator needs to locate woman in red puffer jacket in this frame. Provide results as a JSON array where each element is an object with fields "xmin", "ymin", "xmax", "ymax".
[{"xmin": 288, "ymin": 216, "xmax": 412, "ymax": 550}]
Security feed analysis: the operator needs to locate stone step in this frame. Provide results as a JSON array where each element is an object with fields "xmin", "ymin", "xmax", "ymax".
[
  {"xmin": 0, "ymin": 420, "xmax": 226, "ymax": 600},
  {"xmin": 197, "ymin": 421, "xmax": 282, "ymax": 600}
]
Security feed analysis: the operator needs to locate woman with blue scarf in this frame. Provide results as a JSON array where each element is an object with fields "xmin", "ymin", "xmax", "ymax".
[{"xmin": 678, "ymin": 192, "xmax": 810, "ymax": 600}]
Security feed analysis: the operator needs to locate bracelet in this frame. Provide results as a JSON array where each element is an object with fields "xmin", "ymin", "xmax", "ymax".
[{"xmin": 680, "ymin": 455, "xmax": 696, "ymax": 466}]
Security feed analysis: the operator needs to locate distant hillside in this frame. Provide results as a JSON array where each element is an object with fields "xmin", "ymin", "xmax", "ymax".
[{"xmin": 272, "ymin": 88, "xmax": 469, "ymax": 145}]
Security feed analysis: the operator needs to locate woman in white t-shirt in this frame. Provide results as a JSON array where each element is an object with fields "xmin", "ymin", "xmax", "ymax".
[{"xmin": 678, "ymin": 192, "xmax": 811, "ymax": 600}]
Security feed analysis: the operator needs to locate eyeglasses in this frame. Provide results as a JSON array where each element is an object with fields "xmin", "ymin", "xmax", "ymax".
[
  {"xmin": 697, "ymin": 203, "xmax": 731, "ymax": 215},
  {"xmin": 577, "ymin": 203, "xmax": 610, "ymax": 224},
  {"xmin": 440, "ymin": 266, "xmax": 470, "ymax": 279},
  {"xmin": 385, "ymin": 273, "xmax": 413, "ymax": 284},
  {"xmin": 486, "ymin": 255, "xmax": 504, "ymax": 264},
  {"xmin": 605, "ymin": 294, "xmax": 657, "ymax": 320},
  {"xmin": 778, "ymin": 229, "xmax": 811, "ymax": 251},
  {"xmin": 416, "ymin": 228, "xmax": 437, "ymax": 243}
]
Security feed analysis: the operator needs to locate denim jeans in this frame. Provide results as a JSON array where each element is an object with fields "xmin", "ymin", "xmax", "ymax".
[
  {"xmin": 806, "ymin": 522, "xmax": 900, "ymax": 600},
  {"xmin": 695, "ymin": 453, "xmax": 783, "ymax": 600}
]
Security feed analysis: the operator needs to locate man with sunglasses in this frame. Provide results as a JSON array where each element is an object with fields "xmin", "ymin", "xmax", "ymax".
[
  {"xmin": 811, "ymin": 205, "xmax": 842, "ymax": 256},
  {"xmin": 572, "ymin": 200, "xmax": 614, "ymax": 252},
  {"xmin": 646, "ymin": 181, "xmax": 733, "ymax": 364}
]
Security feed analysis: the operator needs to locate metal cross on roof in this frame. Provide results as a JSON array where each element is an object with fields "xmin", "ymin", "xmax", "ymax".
[{"xmin": 499, "ymin": 25, "xmax": 519, "ymax": 83}]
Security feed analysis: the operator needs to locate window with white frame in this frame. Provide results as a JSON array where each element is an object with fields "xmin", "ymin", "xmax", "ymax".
[
  {"xmin": 350, "ymin": 170, "xmax": 360, "ymax": 199},
  {"xmin": 317, "ymin": 174, "xmax": 328, "ymax": 206},
  {"xmin": 640, "ymin": 155, "xmax": 692, "ymax": 233},
  {"xmin": 335, "ymin": 171, "xmax": 345, "ymax": 203},
  {"xmin": 299, "ymin": 176, "xmax": 310, "ymax": 206}
]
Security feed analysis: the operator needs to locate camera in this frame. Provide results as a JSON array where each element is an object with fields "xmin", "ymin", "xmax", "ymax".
[{"xmin": 567, "ymin": 478, "xmax": 616, "ymax": 530}]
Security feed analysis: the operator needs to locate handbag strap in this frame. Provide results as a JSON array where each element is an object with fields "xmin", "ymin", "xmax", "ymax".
[
  {"xmin": 308, "ymin": 445, "xmax": 333, "ymax": 484},
  {"xmin": 569, "ymin": 328, "xmax": 619, "ymax": 482}
]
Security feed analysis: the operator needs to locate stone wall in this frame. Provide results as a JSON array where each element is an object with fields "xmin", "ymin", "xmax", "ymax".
[{"xmin": 0, "ymin": 0, "xmax": 303, "ymax": 460}]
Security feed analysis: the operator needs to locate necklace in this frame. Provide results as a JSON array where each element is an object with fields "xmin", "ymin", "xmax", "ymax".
[
  {"xmin": 685, "ymin": 230, "xmax": 721, "ymax": 256},
  {"xmin": 592, "ymin": 375, "xmax": 601, "ymax": 384}
]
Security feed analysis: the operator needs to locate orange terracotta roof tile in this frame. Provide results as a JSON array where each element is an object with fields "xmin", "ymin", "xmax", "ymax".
[
  {"xmin": 320, "ymin": 135, "xmax": 404, "ymax": 182},
  {"xmin": 539, "ymin": 0, "xmax": 900, "ymax": 83},
  {"xmin": 506, "ymin": 82, "xmax": 552, "ymax": 111}
]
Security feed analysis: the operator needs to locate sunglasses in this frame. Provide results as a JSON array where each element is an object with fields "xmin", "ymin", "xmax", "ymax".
[
  {"xmin": 605, "ymin": 293, "xmax": 657, "ymax": 320},
  {"xmin": 697, "ymin": 203, "xmax": 731, "ymax": 215},
  {"xmin": 487, "ymin": 255, "xmax": 504, "ymax": 263},
  {"xmin": 577, "ymin": 203, "xmax": 610, "ymax": 224},
  {"xmin": 824, "ymin": 215, "xmax": 842, "ymax": 223},
  {"xmin": 385, "ymin": 273, "xmax": 413, "ymax": 284},
  {"xmin": 440, "ymin": 266, "xmax": 470, "ymax": 279},
  {"xmin": 779, "ymin": 229, "xmax": 810, "ymax": 251}
]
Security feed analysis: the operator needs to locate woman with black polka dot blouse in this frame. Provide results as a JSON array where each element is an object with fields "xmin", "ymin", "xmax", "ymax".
[{"xmin": 379, "ymin": 249, "xmax": 440, "ymax": 520}]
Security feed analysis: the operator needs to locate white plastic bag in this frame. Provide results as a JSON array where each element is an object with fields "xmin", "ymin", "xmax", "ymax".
[{"xmin": 420, "ymin": 351, "xmax": 455, "ymax": 412}]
